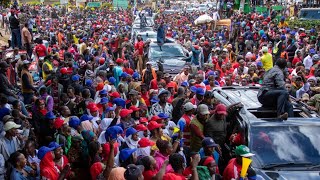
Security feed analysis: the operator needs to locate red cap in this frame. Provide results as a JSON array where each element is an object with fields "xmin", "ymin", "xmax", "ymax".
[
  {"xmin": 124, "ymin": 37, "xmax": 129, "ymax": 41},
  {"xmin": 116, "ymin": 58, "xmax": 124, "ymax": 64},
  {"xmin": 53, "ymin": 117, "xmax": 64, "ymax": 129},
  {"xmin": 119, "ymin": 109, "xmax": 133, "ymax": 118},
  {"xmin": 129, "ymin": 106, "xmax": 140, "ymax": 112},
  {"xmin": 99, "ymin": 58, "xmax": 105, "ymax": 65},
  {"xmin": 300, "ymin": 33, "xmax": 307, "ymax": 37},
  {"xmin": 138, "ymin": 137, "xmax": 155, "ymax": 148},
  {"xmin": 96, "ymin": 83, "xmax": 104, "ymax": 91},
  {"xmin": 147, "ymin": 121, "xmax": 163, "ymax": 131},
  {"xmin": 139, "ymin": 117, "xmax": 148, "ymax": 123},
  {"xmin": 135, "ymin": 124, "xmax": 148, "ymax": 132},
  {"xmin": 194, "ymin": 45, "xmax": 200, "ymax": 50},
  {"xmin": 60, "ymin": 67, "xmax": 68, "ymax": 75},
  {"xmin": 102, "ymin": 37, "xmax": 108, "ymax": 41},
  {"xmin": 214, "ymin": 104, "xmax": 227, "ymax": 115},
  {"xmin": 150, "ymin": 115, "xmax": 162, "ymax": 122},
  {"xmin": 98, "ymin": 41, "xmax": 104, "ymax": 45},
  {"xmin": 87, "ymin": 102, "xmax": 99, "ymax": 112},
  {"xmin": 103, "ymin": 142, "xmax": 119, "ymax": 158},
  {"xmin": 109, "ymin": 91, "xmax": 120, "ymax": 98},
  {"xmin": 203, "ymin": 41, "xmax": 209, "ymax": 46}
]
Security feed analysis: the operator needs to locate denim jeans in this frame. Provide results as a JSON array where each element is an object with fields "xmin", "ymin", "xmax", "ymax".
[
  {"xmin": 7, "ymin": 95, "xmax": 29, "ymax": 116},
  {"xmin": 11, "ymin": 28, "xmax": 22, "ymax": 49},
  {"xmin": 258, "ymin": 89, "xmax": 294, "ymax": 117}
]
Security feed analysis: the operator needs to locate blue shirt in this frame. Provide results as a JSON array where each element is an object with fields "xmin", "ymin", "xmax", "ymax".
[
  {"xmin": 5, "ymin": 137, "xmax": 16, "ymax": 156},
  {"xmin": 10, "ymin": 166, "xmax": 33, "ymax": 180}
]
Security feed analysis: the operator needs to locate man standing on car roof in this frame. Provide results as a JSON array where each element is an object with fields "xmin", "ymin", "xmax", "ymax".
[{"xmin": 257, "ymin": 58, "xmax": 294, "ymax": 120}]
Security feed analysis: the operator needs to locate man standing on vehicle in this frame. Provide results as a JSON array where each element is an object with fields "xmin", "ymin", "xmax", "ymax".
[
  {"xmin": 21, "ymin": 60, "xmax": 37, "ymax": 104},
  {"xmin": 257, "ymin": 58, "xmax": 294, "ymax": 120}
]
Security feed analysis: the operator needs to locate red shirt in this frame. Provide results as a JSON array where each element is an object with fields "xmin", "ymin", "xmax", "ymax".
[
  {"xmin": 163, "ymin": 172, "xmax": 185, "ymax": 180},
  {"xmin": 143, "ymin": 170, "xmax": 157, "ymax": 180},
  {"xmin": 135, "ymin": 41, "xmax": 144, "ymax": 55},
  {"xmin": 123, "ymin": 67, "xmax": 134, "ymax": 75},
  {"xmin": 35, "ymin": 44, "xmax": 47, "ymax": 57},
  {"xmin": 223, "ymin": 158, "xmax": 241, "ymax": 180},
  {"xmin": 292, "ymin": 57, "xmax": 302, "ymax": 66},
  {"xmin": 150, "ymin": 79, "xmax": 165, "ymax": 90}
]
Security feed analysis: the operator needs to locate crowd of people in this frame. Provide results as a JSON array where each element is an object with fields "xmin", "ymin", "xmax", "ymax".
[{"xmin": 0, "ymin": 1, "xmax": 319, "ymax": 180}]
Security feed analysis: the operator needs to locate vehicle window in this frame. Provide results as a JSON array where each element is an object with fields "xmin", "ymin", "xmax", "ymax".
[
  {"xmin": 149, "ymin": 45, "xmax": 185, "ymax": 58},
  {"xmin": 250, "ymin": 125, "xmax": 320, "ymax": 168},
  {"xmin": 299, "ymin": 10, "xmax": 320, "ymax": 19}
]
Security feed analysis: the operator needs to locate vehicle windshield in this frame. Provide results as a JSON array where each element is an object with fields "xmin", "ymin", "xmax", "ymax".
[
  {"xmin": 138, "ymin": 33, "xmax": 157, "ymax": 41},
  {"xmin": 250, "ymin": 125, "xmax": 320, "ymax": 168},
  {"xmin": 149, "ymin": 45, "xmax": 185, "ymax": 59},
  {"xmin": 299, "ymin": 10, "xmax": 320, "ymax": 20}
]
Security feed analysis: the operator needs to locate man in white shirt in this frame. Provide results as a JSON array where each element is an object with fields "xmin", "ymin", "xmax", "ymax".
[{"xmin": 303, "ymin": 49, "xmax": 315, "ymax": 70}]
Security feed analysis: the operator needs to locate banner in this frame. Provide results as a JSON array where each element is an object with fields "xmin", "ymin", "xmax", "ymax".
[
  {"xmin": 113, "ymin": 0, "xmax": 128, "ymax": 9},
  {"xmin": 87, "ymin": 2, "xmax": 101, "ymax": 7}
]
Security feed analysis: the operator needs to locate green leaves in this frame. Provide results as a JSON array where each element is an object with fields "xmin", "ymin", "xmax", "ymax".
[{"xmin": 288, "ymin": 19, "xmax": 320, "ymax": 30}]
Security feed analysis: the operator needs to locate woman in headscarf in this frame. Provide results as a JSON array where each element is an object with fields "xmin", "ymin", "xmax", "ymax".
[
  {"xmin": 97, "ymin": 118, "xmax": 113, "ymax": 144},
  {"xmin": 121, "ymin": 127, "xmax": 140, "ymax": 150}
]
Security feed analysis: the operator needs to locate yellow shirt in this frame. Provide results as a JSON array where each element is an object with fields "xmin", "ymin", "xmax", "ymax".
[
  {"xmin": 278, "ymin": 21, "xmax": 288, "ymax": 28},
  {"xmin": 261, "ymin": 53, "xmax": 273, "ymax": 71}
]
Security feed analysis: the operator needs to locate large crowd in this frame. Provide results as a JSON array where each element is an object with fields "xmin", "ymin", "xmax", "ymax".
[{"xmin": 0, "ymin": 1, "xmax": 319, "ymax": 180}]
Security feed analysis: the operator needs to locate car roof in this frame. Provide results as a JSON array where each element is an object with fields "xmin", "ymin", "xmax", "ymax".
[{"xmin": 149, "ymin": 42, "xmax": 179, "ymax": 46}]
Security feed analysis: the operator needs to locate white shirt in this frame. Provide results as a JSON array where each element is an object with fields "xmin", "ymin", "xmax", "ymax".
[
  {"xmin": 303, "ymin": 55, "xmax": 313, "ymax": 70},
  {"xmin": 212, "ymin": 12, "xmax": 220, "ymax": 21}
]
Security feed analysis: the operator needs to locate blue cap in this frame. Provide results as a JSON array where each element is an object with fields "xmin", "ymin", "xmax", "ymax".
[
  {"xmin": 207, "ymin": 71, "xmax": 216, "ymax": 77},
  {"xmin": 196, "ymin": 88, "xmax": 205, "ymax": 95},
  {"xmin": 120, "ymin": 72, "xmax": 128, "ymax": 78},
  {"xmin": 290, "ymin": 31, "xmax": 296, "ymax": 35},
  {"xmin": 37, "ymin": 146, "xmax": 54, "ymax": 160},
  {"xmin": 45, "ymin": 111, "xmax": 56, "ymax": 120},
  {"xmin": 113, "ymin": 98, "xmax": 126, "ymax": 108},
  {"xmin": 310, "ymin": 49, "xmax": 316, "ymax": 54},
  {"xmin": 69, "ymin": 116, "xmax": 81, "ymax": 129},
  {"xmin": 125, "ymin": 127, "xmax": 138, "ymax": 137},
  {"xmin": 203, "ymin": 79, "xmax": 209, "ymax": 85},
  {"xmin": 85, "ymin": 79, "xmax": 93, "ymax": 86},
  {"xmin": 120, "ymin": 148, "xmax": 137, "ymax": 161},
  {"xmin": 257, "ymin": 61, "xmax": 263, "ymax": 67},
  {"xmin": 150, "ymin": 97, "xmax": 159, "ymax": 103},
  {"xmin": 190, "ymin": 86, "xmax": 197, "ymax": 93},
  {"xmin": 100, "ymin": 97, "xmax": 109, "ymax": 104},
  {"xmin": 80, "ymin": 114, "xmax": 94, "ymax": 122},
  {"xmin": 109, "ymin": 77, "xmax": 116, "ymax": 84},
  {"xmin": 285, "ymin": 28, "xmax": 291, "ymax": 32},
  {"xmin": 99, "ymin": 89, "xmax": 108, "ymax": 95},
  {"xmin": 281, "ymin": 16, "xmax": 285, "ymax": 21},
  {"xmin": 202, "ymin": 137, "xmax": 218, "ymax": 147},
  {"xmin": 132, "ymin": 72, "xmax": 139, "ymax": 79},
  {"xmin": 280, "ymin": 35, "xmax": 286, "ymax": 40},
  {"xmin": 72, "ymin": 74, "xmax": 80, "ymax": 81},
  {"xmin": 181, "ymin": 81, "xmax": 189, "ymax": 87},
  {"xmin": 48, "ymin": 141, "xmax": 62, "ymax": 150},
  {"xmin": 105, "ymin": 126, "xmax": 123, "ymax": 140},
  {"xmin": 105, "ymin": 106, "xmax": 115, "ymax": 112},
  {"xmin": 310, "ymin": 28, "xmax": 316, "ymax": 33},
  {"xmin": 158, "ymin": 113, "xmax": 169, "ymax": 119}
]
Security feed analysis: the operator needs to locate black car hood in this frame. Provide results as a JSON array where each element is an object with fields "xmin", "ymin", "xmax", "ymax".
[{"xmin": 257, "ymin": 169, "xmax": 320, "ymax": 180}]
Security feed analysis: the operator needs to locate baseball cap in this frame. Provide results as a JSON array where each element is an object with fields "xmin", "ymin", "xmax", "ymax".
[
  {"xmin": 120, "ymin": 72, "xmax": 128, "ymax": 78},
  {"xmin": 197, "ymin": 104, "xmax": 210, "ymax": 115},
  {"xmin": 181, "ymin": 81, "xmax": 189, "ymax": 87},
  {"xmin": 69, "ymin": 116, "xmax": 81, "ymax": 129},
  {"xmin": 312, "ymin": 54, "xmax": 320, "ymax": 61},
  {"xmin": 196, "ymin": 88, "xmax": 205, "ymax": 96},
  {"xmin": 37, "ymin": 146, "xmax": 54, "ymax": 160},
  {"xmin": 147, "ymin": 121, "xmax": 163, "ymax": 131},
  {"xmin": 100, "ymin": 97, "xmax": 109, "ymax": 105},
  {"xmin": 139, "ymin": 117, "xmax": 148, "ymax": 123},
  {"xmin": 53, "ymin": 117, "xmax": 64, "ymax": 129},
  {"xmin": 23, "ymin": 60, "xmax": 31, "ymax": 64},
  {"xmin": 235, "ymin": 145, "xmax": 255, "ymax": 157},
  {"xmin": 2, "ymin": 115, "xmax": 14, "ymax": 122},
  {"xmin": 109, "ymin": 92, "xmax": 121, "ymax": 98},
  {"xmin": 116, "ymin": 58, "xmax": 124, "ymax": 64},
  {"xmin": 120, "ymin": 148, "xmax": 137, "ymax": 161},
  {"xmin": 132, "ymin": 72, "xmax": 139, "ymax": 79},
  {"xmin": 128, "ymin": 90, "xmax": 139, "ymax": 96},
  {"xmin": 125, "ymin": 127, "xmax": 138, "ymax": 137},
  {"xmin": 108, "ymin": 77, "xmax": 116, "ymax": 84},
  {"xmin": 215, "ymin": 104, "xmax": 227, "ymax": 115},
  {"xmin": 309, "ymin": 48, "xmax": 316, "ymax": 54},
  {"xmin": 71, "ymin": 74, "xmax": 80, "ymax": 81},
  {"xmin": 3, "ymin": 121, "xmax": 21, "ymax": 131},
  {"xmin": 119, "ymin": 109, "xmax": 133, "ymax": 118},
  {"xmin": 80, "ymin": 114, "xmax": 94, "ymax": 122},
  {"xmin": 202, "ymin": 137, "xmax": 218, "ymax": 148},
  {"xmin": 138, "ymin": 138, "xmax": 155, "ymax": 148},
  {"xmin": 183, "ymin": 102, "xmax": 196, "ymax": 111},
  {"xmin": 87, "ymin": 102, "xmax": 99, "ymax": 112},
  {"xmin": 261, "ymin": 46, "xmax": 268, "ymax": 53},
  {"xmin": 150, "ymin": 115, "xmax": 162, "ymax": 122},
  {"xmin": 124, "ymin": 164, "xmax": 144, "ymax": 180},
  {"xmin": 113, "ymin": 98, "xmax": 126, "ymax": 108},
  {"xmin": 158, "ymin": 113, "xmax": 169, "ymax": 119},
  {"xmin": 48, "ymin": 141, "xmax": 62, "ymax": 150},
  {"xmin": 129, "ymin": 106, "xmax": 140, "ymax": 112},
  {"xmin": 85, "ymin": 79, "xmax": 93, "ymax": 86},
  {"xmin": 135, "ymin": 124, "xmax": 148, "ymax": 131},
  {"xmin": 158, "ymin": 89, "xmax": 170, "ymax": 97},
  {"xmin": 105, "ymin": 126, "xmax": 123, "ymax": 140},
  {"xmin": 99, "ymin": 89, "xmax": 108, "ymax": 95}
]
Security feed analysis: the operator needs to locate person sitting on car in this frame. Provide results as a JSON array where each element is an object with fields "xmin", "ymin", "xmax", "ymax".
[{"xmin": 257, "ymin": 58, "xmax": 294, "ymax": 120}]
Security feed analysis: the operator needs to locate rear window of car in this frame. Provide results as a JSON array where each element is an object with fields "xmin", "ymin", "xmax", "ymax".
[{"xmin": 299, "ymin": 9, "xmax": 320, "ymax": 20}]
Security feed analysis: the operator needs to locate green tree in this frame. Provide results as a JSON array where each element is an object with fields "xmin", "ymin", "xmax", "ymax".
[{"xmin": 0, "ymin": 0, "xmax": 11, "ymax": 7}]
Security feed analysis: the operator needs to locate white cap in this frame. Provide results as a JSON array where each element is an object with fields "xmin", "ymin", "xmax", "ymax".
[
  {"xmin": 4, "ymin": 121, "xmax": 21, "ymax": 131},
  {"xmin": 184, "ymin": 102, "xmax": 197, "ymax": 111},
  {"xmin": 197, "ymin": 104, "xmax": 210, "ymax": 115},
  {"xmin": 261, "ymin": 46, "xmax": 268, "ymax": 53}
]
